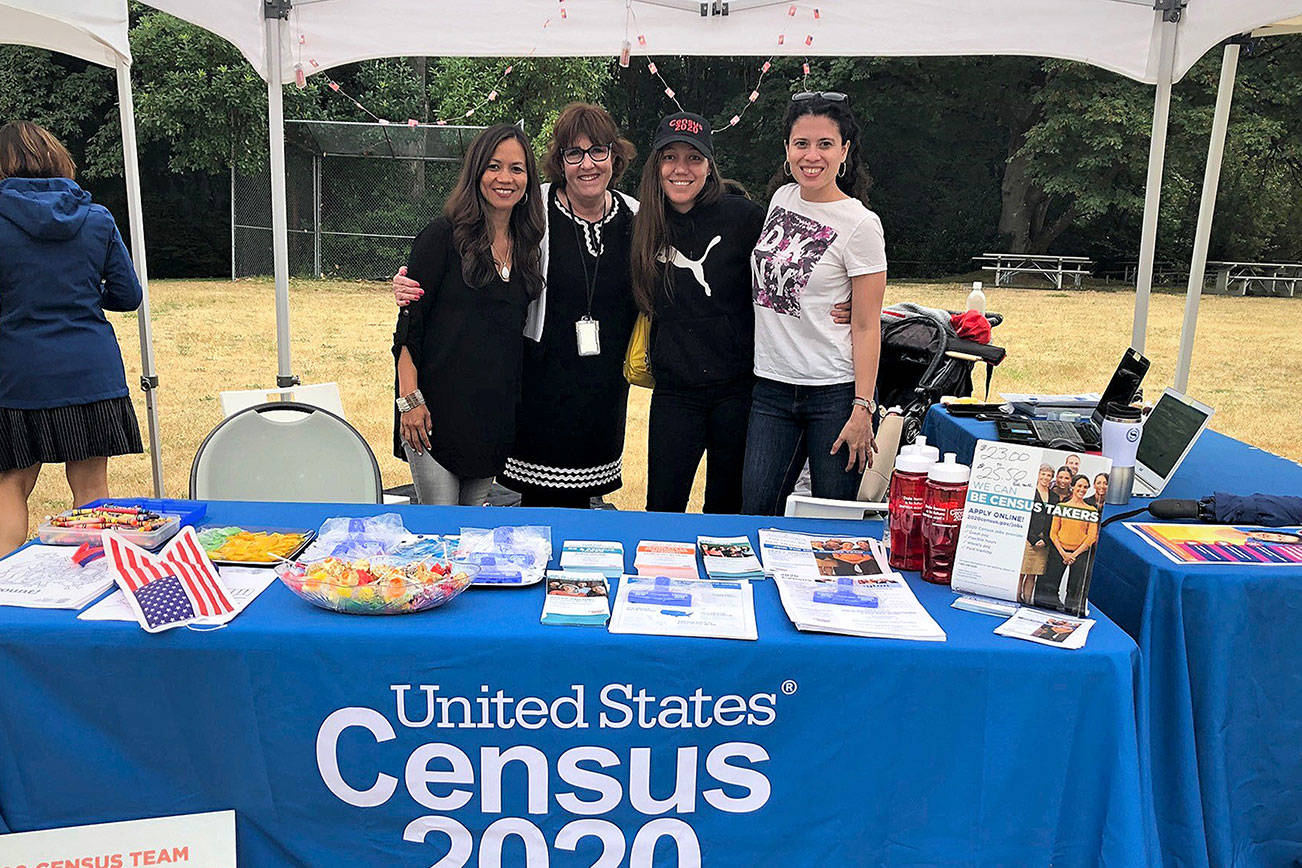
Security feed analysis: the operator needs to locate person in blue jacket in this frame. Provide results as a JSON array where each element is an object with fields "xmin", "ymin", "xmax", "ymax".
[{"xmin": 0, "ymin": 121, "xmax": 143, "ymax": 555}]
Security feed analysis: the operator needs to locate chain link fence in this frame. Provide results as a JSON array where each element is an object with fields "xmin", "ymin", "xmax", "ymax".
[{"xmin": 232, "ymin": 120, "xmax": 486, "ymax": 280}]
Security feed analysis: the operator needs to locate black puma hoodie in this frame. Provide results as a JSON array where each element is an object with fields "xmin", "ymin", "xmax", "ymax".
[{"xmin": 649, "ymin": 193, "xmax": 765, "ymax": 389}]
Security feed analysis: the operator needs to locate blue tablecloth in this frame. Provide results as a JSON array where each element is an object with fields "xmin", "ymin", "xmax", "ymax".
[
  {"xmin": 0, "ymin": 502, "xmax": 1152, "ymax": 866},
  {"xmin": 924, "ymin": 406, "xmax": 1302, "ymax": 868}
]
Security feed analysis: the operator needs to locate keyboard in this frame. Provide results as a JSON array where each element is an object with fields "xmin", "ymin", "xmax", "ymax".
[{"xmin": 1030, "ymin": 419, "xmax": 1083, "ymax": 445}]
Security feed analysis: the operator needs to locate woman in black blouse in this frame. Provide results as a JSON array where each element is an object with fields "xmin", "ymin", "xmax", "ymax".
[
  {"xmin": 392, "ymin": 125, "xmax": 544, "ymax": 505},
  {"xmin": 395, "ymin": 104, "xmax": 639, "ymax": 509}
]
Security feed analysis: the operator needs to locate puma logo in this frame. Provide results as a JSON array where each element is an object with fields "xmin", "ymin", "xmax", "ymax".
[{"xmin": 657, "ymin": 236, "xmax": 722, "ymax": 296}]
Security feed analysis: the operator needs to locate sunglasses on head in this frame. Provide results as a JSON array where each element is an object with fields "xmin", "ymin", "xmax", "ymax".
[{"xmin": 791, "ymin": 91, "xmax": 848, "ymax": 103}]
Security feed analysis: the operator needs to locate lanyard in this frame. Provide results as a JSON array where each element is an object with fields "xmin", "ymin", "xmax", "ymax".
[{"xmin": 564, "ymin": 190, "xmax": 610, "ymax": 318}]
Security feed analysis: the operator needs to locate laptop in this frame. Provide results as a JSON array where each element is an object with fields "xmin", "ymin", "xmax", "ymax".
[
  {"xmin": 997, "ymin": 348, "xmax": 1150, "ymax": 449},
  {"xmin": 1131, "ymin": 388, "xmax": 1214, "ymax": 497}
]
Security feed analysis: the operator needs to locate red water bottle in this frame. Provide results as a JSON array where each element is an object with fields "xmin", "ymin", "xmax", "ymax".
[
  {"xmin": 888, "ymin": 450, "xmax": 934, "ymax": 571},
  {"xmin": 921, "ymin": 452, "xmax": 970, "ymax": 584}
]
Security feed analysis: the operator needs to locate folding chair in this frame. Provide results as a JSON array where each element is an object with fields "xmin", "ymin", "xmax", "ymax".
[{"xmin": 190, "ymin": 402, "xmax": 382, "ymax": 503}]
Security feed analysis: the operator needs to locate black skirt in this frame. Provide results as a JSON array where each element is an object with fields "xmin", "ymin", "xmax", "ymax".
[{"xmin": 0, "ymin": 396, "xmax": 143, "ymax": 471}]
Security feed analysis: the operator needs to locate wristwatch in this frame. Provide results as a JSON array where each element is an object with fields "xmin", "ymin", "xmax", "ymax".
[
  {"xmin": 852, "ymin": 396, "xmax": 877, "ymax": 415},
  {"xmin": 396, "ymin": 389, "xmax": 425, "ymax": 413}
]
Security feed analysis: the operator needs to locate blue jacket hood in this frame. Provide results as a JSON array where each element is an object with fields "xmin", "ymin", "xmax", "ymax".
[{"xmin": 0, "ymin": 177, "xmax": 92, "ymax": 241}]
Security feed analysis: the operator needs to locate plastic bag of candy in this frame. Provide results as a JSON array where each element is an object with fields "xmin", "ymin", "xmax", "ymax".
[
  {"xmin": 457, "ymin": 526, "xmax": 552, "ymax": 586},
  {"xmin": 303, "ymin": 513, "xmax": 409, "ymax": 560}
]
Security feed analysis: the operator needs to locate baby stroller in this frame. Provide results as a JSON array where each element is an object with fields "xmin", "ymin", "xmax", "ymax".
[{"xmin": 876, "ymin": 303, "xmax": 1006, "ymax": 443}]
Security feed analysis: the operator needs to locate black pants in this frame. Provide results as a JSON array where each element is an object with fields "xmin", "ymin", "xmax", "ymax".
[
  {"xmin": 519, "ymin": 489, "xmax": 592, "ymax": 509},
  {"xmin": 646, "ymin": 379, "xmax": 752, "ymax": 514}
]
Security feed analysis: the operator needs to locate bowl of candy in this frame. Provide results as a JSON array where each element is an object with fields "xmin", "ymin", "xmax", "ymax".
[{"xmin": 275, "ymin": 555, "xmax": 476, "ymax": 615}]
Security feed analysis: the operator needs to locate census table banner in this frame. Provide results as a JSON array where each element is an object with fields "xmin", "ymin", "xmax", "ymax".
[
  {"xmin": 0, "ymin": 502, "xmax": 1151, "ymax": 866},
  {"xmin": 0, "ymin": 810, "xmax": 234, "ymax": 868}
]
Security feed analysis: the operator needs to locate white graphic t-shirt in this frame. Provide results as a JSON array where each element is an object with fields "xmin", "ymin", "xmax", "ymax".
[{"xmin": 751, "ymin": 183, "xmax": 887, "ymax": 385}]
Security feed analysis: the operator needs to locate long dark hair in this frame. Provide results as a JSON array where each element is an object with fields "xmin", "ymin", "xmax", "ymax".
[
  {"xmin": 630, "ymin": 144, "xmax": 724, "ymax": 315},
  {"xmin": 769, "ymin": 95, "xmax": 872, "ymax": 206},
  {"xmin": 444, "ymin": 124, "xmax": 545, "ymax": 298}
]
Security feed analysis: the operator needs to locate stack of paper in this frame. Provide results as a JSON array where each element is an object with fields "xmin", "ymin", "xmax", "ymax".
[
  {"xmin": 559, "ymin": 540, "xmax": 625, "ymax": 578},
  {"xmin": 758, "ymin": 529, "xmax": 889, "ymax": 578},
  {"xmin": 0, "ymin": 545, "xmax": 115, "ymax": 610},
  {"xmin": 994, "ymin": 608, "xmax": 1094, "ymax": 649},
  {"xmin": 633, "ymin": 541, "xmax": 699, "ymax": 579},
  {"xmin": 698, "ymin": 535, "xmax": 764, "ymax": 579},
  {"xmin": 540, "ymin": 571, "xmax": 611, "ymax": 627},
  {"xmin": 774, "ymin": 572, "xmax": 946, "ymax": 641},
  {"xmin": 610, "ymin": 574, "xmax": 757, "ymax": 640}
]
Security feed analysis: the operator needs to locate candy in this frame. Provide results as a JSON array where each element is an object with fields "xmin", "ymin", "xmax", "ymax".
[{"xmin": 280, "ymin": 555, "xmax": 473, "ymax": 615}]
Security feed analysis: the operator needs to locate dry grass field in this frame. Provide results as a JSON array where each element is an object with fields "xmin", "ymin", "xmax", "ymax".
[{"xmin": 23, "ymin": 277, "xmax": 1302, "ymax": 521}]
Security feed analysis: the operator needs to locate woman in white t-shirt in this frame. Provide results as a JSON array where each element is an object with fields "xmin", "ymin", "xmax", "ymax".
[{"xmin": 743, "ymin": 92, "xmax": 887, "ymax": 515}]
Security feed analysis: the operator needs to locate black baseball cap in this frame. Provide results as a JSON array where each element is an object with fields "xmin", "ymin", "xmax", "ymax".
[{"xmin": 650, "ymin": 112, "xmax": 714, "ymax": 161}]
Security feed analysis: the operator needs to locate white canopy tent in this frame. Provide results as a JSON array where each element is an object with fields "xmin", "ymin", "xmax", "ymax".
[
  {"xmin": 1173, "ymin": 15, "xmax": 1302, "ymax": 392},
  {"xmin": 1, "ymin": 0, "xmax": 164, "ymax": 496},
  {"xmin": 137, "ymin": 0, "xmax": 1302, "ymax": 386}
]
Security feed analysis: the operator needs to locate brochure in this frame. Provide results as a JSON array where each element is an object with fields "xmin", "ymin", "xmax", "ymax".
[
  {"xmin": 773, "ymin": 572, "xmax": 946, "ymax": 641},
  {"xmin": 0, "ymin": 544, "xmax": 114, "ymax": 610},
  {"xmin": 994, "ymin": 608, "xmax": 1095, "ymax": 650},
  {"xmin": 609, "ymin": 574, "xmax": 757, "ymax": 640},
  {"xmin": 633, "ymin": 540, "xmax": 700, "ymax": 579},
  {"xmin": 1127, "ymin": 522, "xmax": 1302, "ymax": 566},
  {"xmin": 698, "ymin": 535, "xmax": 764, "ymax": 579},
  {"xmin": 540, "ymin": 571, "xmax": 611, "ymax": 626},
  {"xmin": 951, "ymin": 440, "xmax": 1110, "ymax": 617},
  {"xmin": 559, "ymin": 540, "xmax": 625, "ymax": 578},
  {"xmin": 757, "ymin": 528, "xmax": 888, "ymax": 578},
  {"xmin": 951, "ymin": 594, "xmax": 1020, "ymax": 618}
]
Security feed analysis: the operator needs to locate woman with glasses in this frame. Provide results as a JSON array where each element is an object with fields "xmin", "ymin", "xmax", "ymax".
[
  {"xmin": 743, "ymin": 92, "xmax": 888, "ymax": 515},
  {"xmin": 393, "ymin": 124, "xmax": 545, "ymax": 505},
  {"xmin": 395, "ymin": 104, "xmax": 638, "ymax": 508}
]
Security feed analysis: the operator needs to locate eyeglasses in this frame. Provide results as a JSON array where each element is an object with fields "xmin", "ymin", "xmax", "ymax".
[
  {"xmin": 791, "ymin": 91, "xmax": 848, "ymax": 103},
  {"xmin": 561, "ymin": 143, "xmax": 614, "ymax": 165}
]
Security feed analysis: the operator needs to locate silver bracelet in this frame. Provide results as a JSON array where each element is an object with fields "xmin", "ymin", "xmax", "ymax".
[
  {"xmin": 396, "ymin": 389, "xmax": 425, "ymax": 413},
  {"xmin": 852, "ymin": 396, "xmax": 876, "ymax": 414}
]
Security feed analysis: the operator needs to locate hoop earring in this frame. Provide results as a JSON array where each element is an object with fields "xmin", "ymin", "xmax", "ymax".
[
  {"xmin": 838, "ymin": 162, "xmax": 847, "ymax": 178},
  {"xmin": 783, "ymin": 160, "xmax": 793, "ymax": 177},
  {"xmin": 521, "ymin": 190, "xmax": 530, "ymax": 204}
]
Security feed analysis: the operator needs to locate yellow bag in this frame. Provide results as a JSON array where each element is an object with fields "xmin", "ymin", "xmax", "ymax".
[{"xmin": 623, "ymin": 313, "xmax": 655, "ymax": 389}]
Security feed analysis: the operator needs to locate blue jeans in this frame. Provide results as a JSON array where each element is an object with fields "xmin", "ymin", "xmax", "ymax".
[{"xmin": 741, "ymin": 378, "xmax": 864, "ymax": 515}]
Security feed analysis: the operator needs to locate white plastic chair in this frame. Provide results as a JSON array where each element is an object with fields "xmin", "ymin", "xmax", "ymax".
[
  {"xmin": 190, "ymin": 402, "xmax": 382, "ymax": 503},
  {"xmin": 783, "ymin": 494, "xmax": 887, "ymax": 520},
  {"xmin": 219, "ymin": 382, "xmax": 345, "ymax": 420}
]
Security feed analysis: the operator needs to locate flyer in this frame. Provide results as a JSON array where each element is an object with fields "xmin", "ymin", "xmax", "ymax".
[
  {"xmin": 698, "ymin": 535, "xmax": 764, "ymax": 579},
  {"xmin": 609, "ymin": 575, "xmax": 757, "ymax": 641},
  {"xmin": 633, "ymin": 540, "xmax": 700, "ymax": 579},
  {"xmin": 993, "ymin": 608, "xmax": 1095, "ymax": 650},
  {"xmin": 559, "ymin": 540, "xmax": 625, "ymax": 578},
  {"xmin": 757, "ymin": 529, "xmax": 888, "ymax": 578},
  {"xmin": 540, "ymin": 571, "xmax": 611, "ymax": 627},
  {"xmin": 0, "ymin": 545, "xmax": 114, "ymax": 610},
  {"xmin": 951, "ymin": 440, "xmax": 1110, "ymax": 617},
  {"xmin": 1126, "ymin": 523, "xmax": 1302, "ymax": 566},
  {"xmin": 774, "ymin": 572, "xmax": 946, "ymax": 641}
]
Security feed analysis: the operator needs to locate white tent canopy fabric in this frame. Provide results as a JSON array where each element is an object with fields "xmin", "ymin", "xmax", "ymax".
[
  {"xmin": 0, "ymin": 0, "xmax": 164, "ymax": 496},
  {"xmin": 138, "ymin": 0, "xmax": 1302, "ymax": 392},
  {"xmin": 143, "ymin": 0, "xmax": 1301, "ymax": 85}
]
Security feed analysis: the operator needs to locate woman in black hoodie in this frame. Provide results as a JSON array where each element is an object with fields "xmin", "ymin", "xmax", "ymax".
[{"xmin": 631, "ymin": 113, "xmax": 848, "ymax": 513}]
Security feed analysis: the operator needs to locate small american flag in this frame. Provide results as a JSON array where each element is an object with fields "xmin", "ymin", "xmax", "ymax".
[{"xmin": 103, "ymin": 526, "xmax": 235, "ymax": 633}]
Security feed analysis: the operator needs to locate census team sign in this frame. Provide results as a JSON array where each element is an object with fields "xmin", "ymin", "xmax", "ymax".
[
  {"xmin": 317, "ymin": 681, "xmax": 786, "ymax": 866},
  {"xmin": 0, "ymin": 811, "xmax": 234, "ymax": 868}
]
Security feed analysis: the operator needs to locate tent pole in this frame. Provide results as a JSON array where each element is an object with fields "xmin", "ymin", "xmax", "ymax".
[
  {"xmin": 1131, "ymin": 11, "xmax": 1179, "ymax": 354},
  {"xmin": 265, "ymin": 7, "xmax": 297, "ymax": 387},
  {"xmin": 1174, "ymin": 41, "xmax": 1240, "ymax": 393},
  {"xmin": 116, "ymin": 60, "xmax": 165, "ymax": 497}
]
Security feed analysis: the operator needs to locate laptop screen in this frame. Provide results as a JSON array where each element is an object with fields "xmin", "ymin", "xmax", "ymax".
[{"xmin": 1137, "ymin": 393, "xmax": 1211, "ymax": 478}]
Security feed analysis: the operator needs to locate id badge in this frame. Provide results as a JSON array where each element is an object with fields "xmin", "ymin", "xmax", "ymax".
[{"xmin": 576, "ymin": 317, "xmax": 601, "ymax": 356}]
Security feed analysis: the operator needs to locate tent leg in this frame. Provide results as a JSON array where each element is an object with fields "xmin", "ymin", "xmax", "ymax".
[
  {"xmin": 1174, "ymin": 42, "xmax": 1240, "ymax": 394},
  {"xmin": 1131, "ymin": 15, "xmax": 1178, "ymax": 354},
  {"xmin": 265, "ymin": 14, "xmax": 297, "ymax": 388},
  {"xmin": 116, "ymin": 61, "xmax": 164, "ymax": 497}
]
